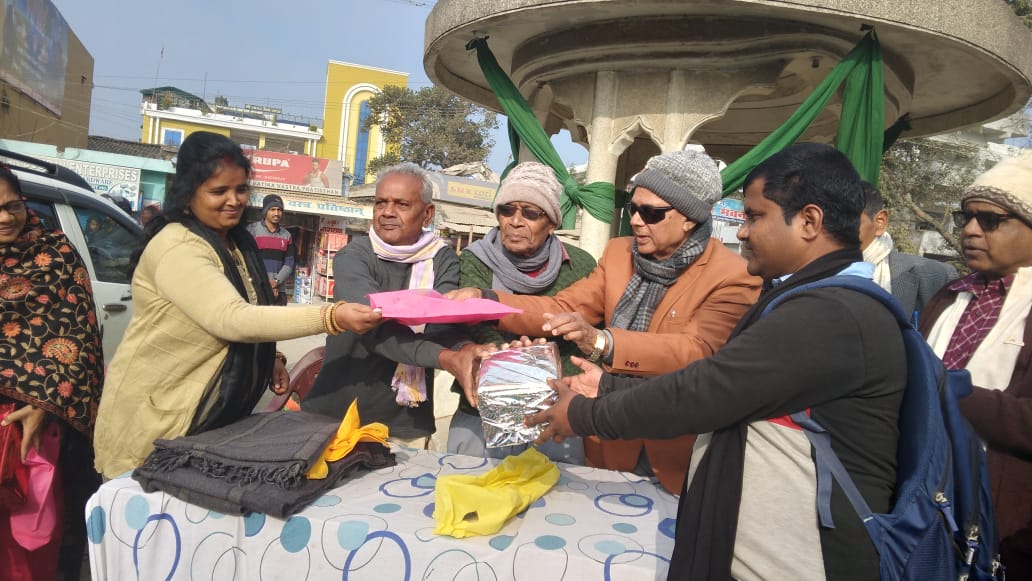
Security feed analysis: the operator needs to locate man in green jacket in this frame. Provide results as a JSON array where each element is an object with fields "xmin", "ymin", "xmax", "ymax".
[{"xmin": 448, "ymin": 161, "xmax": 596, "ymax": 463}]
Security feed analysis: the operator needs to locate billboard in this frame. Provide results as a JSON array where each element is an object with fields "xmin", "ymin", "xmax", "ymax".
[
  {"xmin": 242, "ymin": 150, "xmax": 343, "ymax": 195},
  {"xmin": 41, "ymin": 156, "xmax": 141, "ymax": 209},
  {"xmin": 0, "ymin": 0, "xmax": 68, "ymax": 116}
]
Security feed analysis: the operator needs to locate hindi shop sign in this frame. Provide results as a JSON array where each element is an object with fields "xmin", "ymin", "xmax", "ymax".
[
  {"xmin": 248, "ymin": 192, "xmax": 372, "ymax": 220},
  {"xmin": 42, "ymin": 156, "xmax": 141, "ymax": 207},
  {"xmin": 713, "ymin": 198, "xmax": 745, "ymax": 224},
  {"xmin": 243, "ymin": 150, "xmax": 343, "ymax": 195}
]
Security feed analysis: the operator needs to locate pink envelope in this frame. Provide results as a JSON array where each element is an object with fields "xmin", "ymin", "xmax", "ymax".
[{"xmin": 368, "ymin": 289, "xmax": 522, "ymax": 325}]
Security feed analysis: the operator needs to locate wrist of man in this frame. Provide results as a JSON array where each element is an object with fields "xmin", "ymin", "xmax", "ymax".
[
  {"xmin": 601, "ymin": 329, "xmax": 615, "ymax": 365},
  {"xmin": 587, "ymin": 330, "xmax": 607, "ymax": 362}
]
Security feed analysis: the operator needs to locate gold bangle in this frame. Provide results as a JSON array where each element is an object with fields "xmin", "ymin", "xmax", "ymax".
[
  {"xmin": 322, "ymin": 304, "xmax": 340, "ymax": 336},
  {"xmin": 328, "ymin": 301, "xmax": 347, "ymax": 335}
]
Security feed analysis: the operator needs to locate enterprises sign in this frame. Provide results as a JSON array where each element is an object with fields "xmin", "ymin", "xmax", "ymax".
[
  {"xmin": 41, "ymin": 156, "xmax": 142, "ymax": 208},
  {"xmin": 243, "ymin": 149, "xmax": 344, "ymax": 196}
]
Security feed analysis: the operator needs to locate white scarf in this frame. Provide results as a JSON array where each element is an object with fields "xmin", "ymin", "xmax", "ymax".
[
  {"xmin": 863, "ymin": 232, "xmax": 894, "ymax": 293},
  {"xmin": 369, "ymin": 228, "xmax": 447, "ymax": 407},
  {"xmin": 926, "ymin": 267, "xmax": 1032, "ymax": 391}
]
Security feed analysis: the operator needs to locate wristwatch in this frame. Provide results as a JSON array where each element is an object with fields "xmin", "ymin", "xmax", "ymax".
[{"xmin": 587, "ymin": 330, "xmax": 607, "ymax": 363}]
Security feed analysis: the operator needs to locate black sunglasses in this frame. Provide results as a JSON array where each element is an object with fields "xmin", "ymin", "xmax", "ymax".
[
  {"xmin": 496, "ymin": 203, "xmax": 548, "ymax": 221},
  {"xmin": 626, "ymin": 202, "xmax": 676, "ymax": 225},
  {"xmin": 952, "ymin": 210, "xmax": 1018, "ymax": 232}
]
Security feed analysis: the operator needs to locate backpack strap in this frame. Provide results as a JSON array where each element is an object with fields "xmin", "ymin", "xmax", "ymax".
[
  {"xmin": 761, "ymin": 275, "xmax": 906, "ymax": 534},
  {"xmin": 789, "ymin": 411, "xmax": 875, "ymax": 530}
]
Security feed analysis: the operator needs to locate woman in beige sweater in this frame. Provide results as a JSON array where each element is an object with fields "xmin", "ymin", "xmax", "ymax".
[{"xmin": 94, "ymin": 132, "xmax": 381, "ymax": 478}]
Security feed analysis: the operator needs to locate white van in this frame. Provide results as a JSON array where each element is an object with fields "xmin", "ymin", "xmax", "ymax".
[{"xmin": 2, "ymin": 149, "xmax": 145, "ymax": 366}]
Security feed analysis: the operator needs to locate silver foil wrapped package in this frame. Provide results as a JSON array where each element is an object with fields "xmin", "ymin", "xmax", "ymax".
[{"xmin": 476, "ymin": 343, "xmax": 561, "ymax": 448}]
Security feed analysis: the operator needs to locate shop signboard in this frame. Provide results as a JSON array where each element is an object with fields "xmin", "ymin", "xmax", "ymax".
[
  {"xmin": 243, "ymin": 149, "xmax": 343, "ymax": 195},
  {"xmin": 433, "ymin": 174, "xmax": 496, "ymax": 209},
  {"xmin": 713, "ymin": 198, "xmax": 745, "ymax": 224},
  {"xmin": 248, "ymin": 191, "xmax": 372, "ymax": 220},
  {"xmin": 41, "ymin": 156, "xmax": 141, "ymax": 209}
]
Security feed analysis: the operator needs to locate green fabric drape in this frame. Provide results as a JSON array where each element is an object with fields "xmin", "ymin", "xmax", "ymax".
[
  {"xmin": 467, "ymin": 38, "xmax": 615, "ymax": 229},
  {"xmin": 720, "ymin": 31, "xmax": 885, "ymax": 195}
]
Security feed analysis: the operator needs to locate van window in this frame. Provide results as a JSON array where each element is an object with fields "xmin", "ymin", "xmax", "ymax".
[
  {"xmin": 24, "ymin": 199, "xmax": 59, "ymax": 231},
  {"xmin": 73, "ymin": 207, "xmax": 142, "ymax": 284}
]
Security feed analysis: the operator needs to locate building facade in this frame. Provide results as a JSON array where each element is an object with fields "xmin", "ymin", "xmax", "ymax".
[
  {"xmin": 320, "ymin": 61, "xmax": 407, "ymax": 187},
  {"xmin": 0, "ymin": 0, "xmax": 93, "ymax": 148}
]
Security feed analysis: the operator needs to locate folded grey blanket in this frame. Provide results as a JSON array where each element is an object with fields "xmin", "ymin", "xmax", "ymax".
[{"xmin": 132, "ymin": 411, "xmax": 396, "ymax": 517}]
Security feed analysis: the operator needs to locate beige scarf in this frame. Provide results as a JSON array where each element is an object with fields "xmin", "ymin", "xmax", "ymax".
[
  {"xmin": 863, "ymin": 232, "xmax": 894, "ymax": 294},
  {"xmin": 369, "ymin": 228, "xmax": 446, "ymax": 407}
]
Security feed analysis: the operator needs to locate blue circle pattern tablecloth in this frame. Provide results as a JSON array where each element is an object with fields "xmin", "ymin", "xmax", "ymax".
[{"xmin": 86, "ymin": 448, "xmax": 678, "ymax": 580}]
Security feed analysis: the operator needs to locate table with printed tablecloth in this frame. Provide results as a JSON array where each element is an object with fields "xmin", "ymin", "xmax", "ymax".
[{"xmin": 86, "ymin": 447, "xmax": 678, "ymax": 580}]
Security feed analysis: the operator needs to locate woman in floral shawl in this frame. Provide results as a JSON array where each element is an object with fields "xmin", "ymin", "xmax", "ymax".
[{"xmin": 0, "ymin": 164, "xmax": 104, "ymax": 580}]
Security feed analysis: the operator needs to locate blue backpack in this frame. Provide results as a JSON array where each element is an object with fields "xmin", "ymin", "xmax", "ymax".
[{"xmin": 761, "ymin": 275, "xmax": 1002, "ymax": 580}]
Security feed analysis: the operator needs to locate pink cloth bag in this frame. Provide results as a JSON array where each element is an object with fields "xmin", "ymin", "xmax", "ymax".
[
  {"xmin": 9, "ymin": 421, "xmax": 62, "ymax": 551},
  {"xmin": 368, "ymin": 289, "xmax": 522, "ymax": 326}
]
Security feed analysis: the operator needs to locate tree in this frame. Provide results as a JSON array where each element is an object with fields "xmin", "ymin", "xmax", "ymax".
[
  {"xmin": 363, "ymin": 85, "xmax": 498, "ymax": 174},
  {"xmin": 879, "ymin": 138, "xmax": 985, "ymax": 259},
  {"xmin": 1007, "ymin": 0, "xmax": 1032, "ymax": 28}
]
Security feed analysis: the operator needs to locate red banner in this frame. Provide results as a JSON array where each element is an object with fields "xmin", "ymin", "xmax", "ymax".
[{"xmin": 242, "ymin": 149, "xmax": 343, "ymax": 195}]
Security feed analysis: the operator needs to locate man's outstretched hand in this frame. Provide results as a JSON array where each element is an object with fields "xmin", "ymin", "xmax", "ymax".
[
  {"xmin": 439, "ymin": 342, "xmax": 487, "ymax": 408},
  {"xmin": 525, "ymin": 378, "xmax": 578, "ymax": 445}
]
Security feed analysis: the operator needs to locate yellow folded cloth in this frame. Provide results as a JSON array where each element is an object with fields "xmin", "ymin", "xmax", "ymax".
[
  {"xmin": 306, "ymin": 400, "xmax": 390, "ymax": 480},
  {"xmin": 433, "ymin": 448, "xmax": 560, "ymax": 538}
]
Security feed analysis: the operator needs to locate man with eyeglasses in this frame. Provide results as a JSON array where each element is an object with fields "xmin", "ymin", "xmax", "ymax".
[
  {"xmin": 446, "ymin": 161, "xmax": 597, "ymax": 464},
  {"xmin": 448, "ymin": 149, "xmax": 760, "ymax": 495},
  {"xmin": 919, "ymin": 152, "xmax": 1032, "ymax": 578}
]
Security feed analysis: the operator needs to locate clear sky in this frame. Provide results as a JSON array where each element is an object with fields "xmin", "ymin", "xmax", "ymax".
[{"xmin": 50, "ymin": 0, "xmax": 588, "ymax": 174}]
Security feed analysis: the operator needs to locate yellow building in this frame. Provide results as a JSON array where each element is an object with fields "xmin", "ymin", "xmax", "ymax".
[
  {"xmin": 319, "ymin": 61, "xmax": 407, "ymax": 186},
  {"xmin": 139, "ymin": 87, "xmax": 322, "ymax": 156}
]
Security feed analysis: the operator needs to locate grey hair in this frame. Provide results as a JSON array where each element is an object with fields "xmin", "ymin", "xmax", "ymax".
[{"xmin": 376, "ymin": 162, "xmax": 435, "ymax": 203}]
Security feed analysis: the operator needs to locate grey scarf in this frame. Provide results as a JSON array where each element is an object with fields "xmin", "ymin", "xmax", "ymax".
[
  {"xmin": 611, "ymin": 220, "xmax": 712, "ymax": 331},
  {"xmin": 467, "ymin": 227, "xmax": 565, "ymax": 294}
]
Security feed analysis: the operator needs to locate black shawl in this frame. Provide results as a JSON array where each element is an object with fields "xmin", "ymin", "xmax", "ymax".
[{"xmin": 182, "ymin": 220, "xmax": 277, "ymax": 435}]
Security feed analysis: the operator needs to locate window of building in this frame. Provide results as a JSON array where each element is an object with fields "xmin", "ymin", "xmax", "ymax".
[
  {"xmin": 161, "ymin": 128, "xmax": 184, "ymax": 147},
  {"xmin": 352, "ymin": 100, "xmax": 371, "ymax": 185}
]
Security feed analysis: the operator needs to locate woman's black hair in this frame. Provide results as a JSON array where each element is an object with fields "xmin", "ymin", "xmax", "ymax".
[
  {"xmin": 151, "ymin": 131, "xmax": 251, "ymax": 234},
  {"xmin": 0, "ymin": 163, "xmax": 24, "ymax": 198},
  {"xmin": 132, "ymin": 131, "xmax": 252, "ymax": 273}
]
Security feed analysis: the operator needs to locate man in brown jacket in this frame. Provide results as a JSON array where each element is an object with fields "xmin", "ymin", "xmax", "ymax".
[
  {"xmin": 449, "ymin": 149, "xmax": 760, "ymax": 494},
  {"xmin": 920, "ymin": 151, "xmax": 1032, "ymax": 578}
]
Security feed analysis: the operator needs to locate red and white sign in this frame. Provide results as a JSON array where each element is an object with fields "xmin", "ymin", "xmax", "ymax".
[{"xmin": 243, "ymin": 150, "xmax": 343, "ymax": 195}]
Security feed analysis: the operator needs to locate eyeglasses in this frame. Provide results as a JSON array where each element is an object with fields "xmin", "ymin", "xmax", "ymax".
[
  {"xmin": 496, "ymin": 203, "xmax": 548, "ymax": 221},
  {"xmin": 0, "ymin": 200, "xmax": 26, "ymax": 215},
  {"xmin": 952, "ymin": 210, "xmax": 1018, "ymax": 232},
  {"xmin": 626, "ymin": 202, "xmax": 676, "ymax": 225}
]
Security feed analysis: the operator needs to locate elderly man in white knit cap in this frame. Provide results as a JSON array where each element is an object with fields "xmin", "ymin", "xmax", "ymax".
[
  {"xmin": 448, "ymin": 150, "xmax": 760, "ymax": 495},
  {"xmin": 447, "ymin": 161, "xmax": 598, "ymax": 463},
  {"xmin": 920, "ymin": 151, "xmax": 1032, "ymax": 578}
]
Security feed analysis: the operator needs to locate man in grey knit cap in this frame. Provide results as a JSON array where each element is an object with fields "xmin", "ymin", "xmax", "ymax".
[{"xmin": 447, "ymin": 149, "xmax": 760, "ymax": 495}]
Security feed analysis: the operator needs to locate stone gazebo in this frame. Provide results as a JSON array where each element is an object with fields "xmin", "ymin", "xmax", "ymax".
[{"xmin": 424, "ymin": 0, "xmax": 1032, "ymax": 256}]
